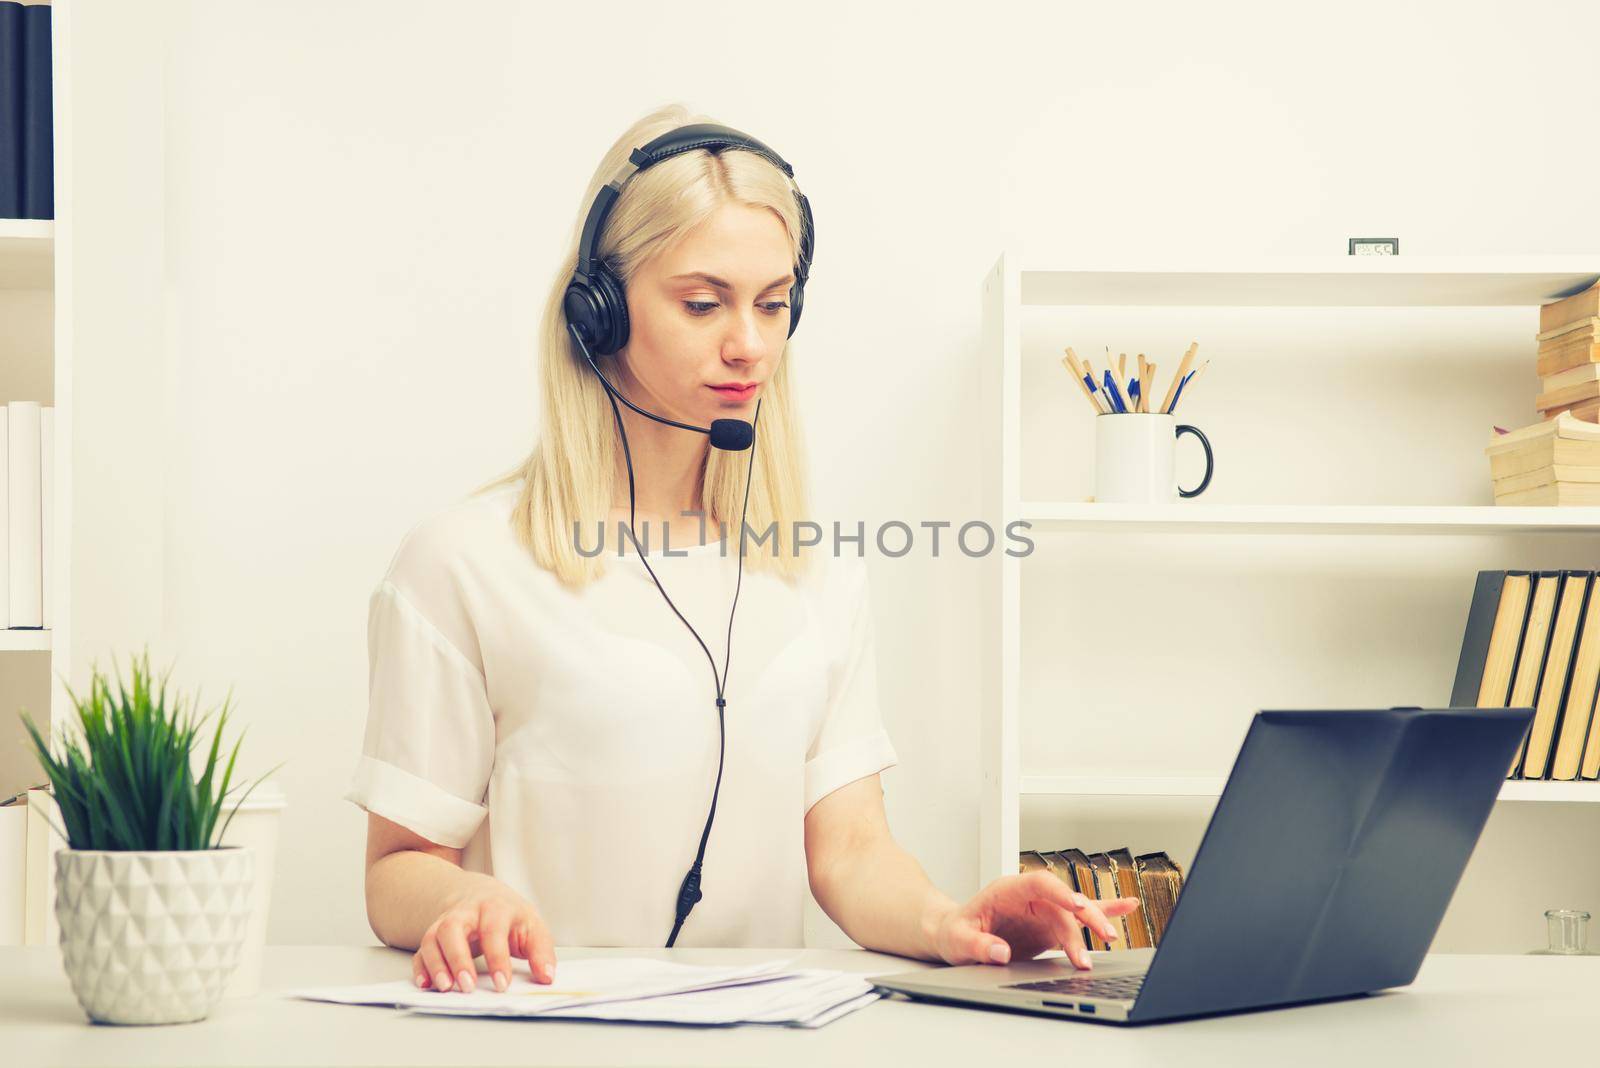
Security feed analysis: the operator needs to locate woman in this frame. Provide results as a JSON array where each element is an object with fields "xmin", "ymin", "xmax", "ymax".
[{"xmin": 348, "ymin": 103, "xmax": 1140, "ymax": 995}]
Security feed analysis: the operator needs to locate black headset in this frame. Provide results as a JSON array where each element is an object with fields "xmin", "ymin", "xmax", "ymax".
[
  {"xmin": 563, "ymin": 122, "xmax": 815, "ymax": 357},
  {"xmin": 561, "ymin": 123, "xmax": 815, "ymax": 947}
]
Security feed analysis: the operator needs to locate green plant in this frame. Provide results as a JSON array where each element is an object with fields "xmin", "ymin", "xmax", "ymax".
[{"xmin": 19, "ymin": 647, "xmax": 278, "ymax": 851}]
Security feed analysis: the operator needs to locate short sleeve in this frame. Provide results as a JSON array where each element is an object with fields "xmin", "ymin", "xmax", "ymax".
[
  {"xmin": 345, "ymin": 571, "xmax": 497, "ymax": 849},
  {"xmin": 803, "ymin": 556, "xmax": 899, "ymax": 812}
]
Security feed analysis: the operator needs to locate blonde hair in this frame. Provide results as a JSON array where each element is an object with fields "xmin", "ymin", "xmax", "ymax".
[{"xmin": 474, "ymin": 103, "xmax": 813, "ymax": 588}]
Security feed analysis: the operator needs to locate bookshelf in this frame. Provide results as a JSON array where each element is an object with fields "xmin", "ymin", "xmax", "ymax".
[
  {"xmin": 1020, "ymin": 502, "xmax": 1600, "ymax": 536},
  {"xmin": 978, "ymin": 253, "xmax": 1600, "ymax": 888},
  {"xmin": 1019, "ymin": 775, "xmax": 1600, "ymax": 804},
  {"xmin": 1, "ymin": 0, "xmax": 74, "ymax": 946}
]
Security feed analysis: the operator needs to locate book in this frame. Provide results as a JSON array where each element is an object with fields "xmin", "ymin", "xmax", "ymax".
[
  {"xmin": 1537, "ymin": 342, "xmax": 1600, "ymax": 379},
  {"xmin": 19, "ymin": 1, "xmax": 49, "ymax": 220},
  {"xmin": 0, "ymin": 406, "xmax": 7, "ymax": 629},
  {"xmin": 1492, "ymin": 466, "xmax": 1600, "ymax": 496},
  {"xmin": 6, "ymin": 402, "xmax": 42, "ymax": 628},
  {"xmin": 1542, "ymin": 362, "xmax": 1600, "ymax": 393},
  {"xmin": 1519, "ymin": 572, "xmax": 1590, "ymax": 779},
  {"xmin": 1538, "ymin": 326, "xmax": 1600, "ymax": 356},
  {"xmin": 1048, "ymin": 849, "xmax": 1105, "ymax": 951},
  {"xmin": 1486, "ymin": 411, "xmax": 1600, "ymax": 452},
  {"xmin": 1505, "ymin": 572, "xmax": 1563, "ymax": 776},
  {"xmin": 41, "ymin": 405, "xmax": 52, "ymax": 629},
  {"xmin": 1490, "ymin": 447, "xmax": 1600, "ymax": 481},
  {"xmin": 1540, "ymin": 283, "xmax": 1600, "ymax": 337},
  {"xmin": 1019, "ymin": 847, "xmax": 1185, "ymax": 950},
  {"xmin": 1540, "ymin": 397, "xmax": 1600, "ymax": 423},
  {"xmin": 1106, "ymin": 848, "xmax": 1153, "ymax": 949},
  {"xmin": 1132, "ymin": 853, "xmax": 1183, "ymax": 945},
  {"xmin": 1536, "ymin": 380, "xmax": 1600, "ymax": 414},
  {"xmin": 1563, "ymin": 399, "xmax": 1600, "ymax": 424},
  {"xmin": 1495, "ymin": 482, "xmax": 1600, "ymax": 506},
  {"xmin": 0, "ymin": 2, "xmax": 20, "ymax": 218},
  {"xmin": 1451, "ymin": 571, "xmax": 1533, "ymax": 710},
  {"xmin": 1551, "ymin": 581, "xmax": 1600, "ymax": 780},
  {"xmin": 1086, "ymin": 853, "xmax": 1132, "ymax": 950},
  {"xmin": 1537, "ymin": 316, "xmax": 1600, "ymax": 344},
  {"xmin": 0, "ymin": 789, "xmax": 31, "ymax": 945}
]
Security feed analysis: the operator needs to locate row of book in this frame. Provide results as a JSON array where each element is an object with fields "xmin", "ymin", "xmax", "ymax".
[
  {"xmin": 1486, "ymin": 411, "xmax": 1600, "ymax": 506},
  {"xmin": 1019, "ymin": 848, "xmax": 1184, "ymax": 952},
  {"xmin": 0, "ymin": 2, "xmax": 53, "ymax": 220},
  {"xmin": 0, "ymin": 401, "xmax": 54, "ymax": 629},
  {"xmin": 1535, "ymin": 284, "xmax": 1600, "ymax": 423},
  {"xmin": 1452, "ymin": 570, "xmax": 1600, "ymax": 780}
]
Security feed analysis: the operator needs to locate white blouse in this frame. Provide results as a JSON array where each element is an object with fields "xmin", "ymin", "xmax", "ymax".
[{"xmin": 345, "ymin": 481, "xmax": 898, "ymax": 948}]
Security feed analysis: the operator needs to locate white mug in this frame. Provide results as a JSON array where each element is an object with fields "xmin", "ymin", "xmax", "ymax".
[{"xmin": 1093, "ymin": 413, "xmax": 1214, "ymax": 504}]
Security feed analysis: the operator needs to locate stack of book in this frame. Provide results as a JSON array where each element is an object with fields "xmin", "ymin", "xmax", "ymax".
[
  {"xmin": 1453, "ymin": 570, "xmax": 1600, "ymax": 780},
  {"xmin": 1486, "ymin": 411, "xmax": 1600, "ymax": 506},
  {"xmin": 1535, "ymin": 284, "xmax": 1600, "ymax": 423},
  {"xmin": 1018, "ymin": 848, "xmax": 1183, "ymax": 952}
]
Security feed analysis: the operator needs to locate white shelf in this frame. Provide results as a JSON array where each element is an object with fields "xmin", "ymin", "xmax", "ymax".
[
  {"xmin": 1023, "ymin": 775, "xmax": 1229, "ymax": 797},
  {"xmin": 979, "ymin": 250, "xmax": 1600, "ymax": 887},
  {"xmin": 0, "ymin": 218, "xmax": 54, "ymax": 289},
  {"xmin": 1019, "ymin": 502, "xmax": 1600, "ymax": 535},
  {"xmin": 1021, "ymin": 775, "xmax": 1600, "ymax": 804},
  {"xmin": 0, "ymin": 631, "xmax": 51, "ymax": 653},
  {"xmin": 1017, "ymin": 256, "xmax": 1600, "ymax": 307}
]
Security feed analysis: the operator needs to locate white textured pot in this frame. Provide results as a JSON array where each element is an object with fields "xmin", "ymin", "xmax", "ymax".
[{"xmin": 54, "ymin": 847, "xmax": 255, "ymax": 1025}]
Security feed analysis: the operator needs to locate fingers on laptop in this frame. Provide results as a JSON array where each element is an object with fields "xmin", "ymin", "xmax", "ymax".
[
  {"xmin": 1065, "ymin": 897, "xmax": 1123, "ymax": 947},
  {"xmin": 1047, "ymin": 904, "xmax": 1092, "ymax": 969}
]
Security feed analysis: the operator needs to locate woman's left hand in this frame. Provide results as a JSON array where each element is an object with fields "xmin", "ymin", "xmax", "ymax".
[{"xmin": 929, "ymin": 871, "xmax": 1142, "ymax": 972}]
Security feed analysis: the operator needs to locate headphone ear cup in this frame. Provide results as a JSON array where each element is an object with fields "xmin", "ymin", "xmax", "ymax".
[
  {"xmin": 592, "ymin": 267, "xmax": 630, "ymax": 354},
  {"xmin": 563, "ymin": 281, "xmax": 606, "ymax": 353},
  {"xmin": 786, "ymin": 281, "xmax": 804, "ymax": 338}
]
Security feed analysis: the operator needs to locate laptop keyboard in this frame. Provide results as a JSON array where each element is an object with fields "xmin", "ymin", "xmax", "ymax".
[{"xmin": 1004, "ymin": 973, "xmax": 1146, "ymax": 1001}]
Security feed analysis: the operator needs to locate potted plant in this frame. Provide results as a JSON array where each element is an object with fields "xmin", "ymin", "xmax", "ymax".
[{"xmin": 20, "ymin": 648, "xmax": 276, "ymax": 1025}]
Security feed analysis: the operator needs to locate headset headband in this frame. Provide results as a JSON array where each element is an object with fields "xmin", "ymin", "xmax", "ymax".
[{"xmin": 572, "ymin": 123, "xmax": 814, "ymax": 289}]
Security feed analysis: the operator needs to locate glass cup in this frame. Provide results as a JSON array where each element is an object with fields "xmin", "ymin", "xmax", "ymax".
[{"xmin": 1542, "ymin": 908, "xmax": 1591, "ymax": 955}]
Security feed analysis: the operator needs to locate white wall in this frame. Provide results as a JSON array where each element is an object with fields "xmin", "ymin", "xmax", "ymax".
[{"xmin": 65, "ymin": 0, "xmax": 1600, "ymax": 951}]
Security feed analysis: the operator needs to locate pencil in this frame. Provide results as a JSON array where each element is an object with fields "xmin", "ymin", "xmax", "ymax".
[
  {"xmin": 1137, "ymin": 355, "xmax": 1148, "ymax": 412},
  {"xmin": 1160, "ymin": 342, "xmax": 1198, "ymax": 414},
  {"xmin": 1062, "ymin": 347, "xmax": 1102, "ymax": 414},
  {"xmin": 1082, "ymin": 359, "xmax": 1111, "ymax": 414}
]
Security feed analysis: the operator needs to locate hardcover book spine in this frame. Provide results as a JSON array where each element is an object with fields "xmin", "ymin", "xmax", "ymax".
[
  {"xmin": 0, "ymin": 2, "xmax": 21, "ymax": 218},
  {"xmin": 1452, "ymin": 571, "xmax": 1507, "ymax": 707},
  {"xmin": 19, "ymin": 1, "xmax": 50, "ymax": 219}
]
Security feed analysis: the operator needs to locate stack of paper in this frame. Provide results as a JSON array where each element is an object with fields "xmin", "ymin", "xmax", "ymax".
[{"xmin": 288, "ymin": 957, "xmax": 881, "ymax": 1029}]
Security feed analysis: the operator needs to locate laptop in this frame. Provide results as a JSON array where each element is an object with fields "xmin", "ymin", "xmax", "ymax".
[{"xmin": 872, "ymin": 706, "xmax": 1534, "ymax": 1025}]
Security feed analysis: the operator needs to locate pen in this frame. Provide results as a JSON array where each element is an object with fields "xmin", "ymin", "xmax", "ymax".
[
  {"xmin": 1102, "ymin": 369, "xmax": 1128, "ymax": 413},
  {"xmin": 1168, "ymin": 369, "xmax": 1195, "ymax": 413},
  {"xmin": 1172, "ymin": 359, "xmax": 1209, "ymax": 413}
]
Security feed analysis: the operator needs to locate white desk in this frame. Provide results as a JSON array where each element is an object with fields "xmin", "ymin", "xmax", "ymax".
[{"xmin": 1, "ymin": 945, "xmax": 1590, "ymax": 1067}]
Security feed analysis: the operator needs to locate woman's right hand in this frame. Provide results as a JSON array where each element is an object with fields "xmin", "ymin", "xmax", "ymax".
[{"xmin": 411, "ymin": 875, "xmax": 557, "ymax": 993}]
